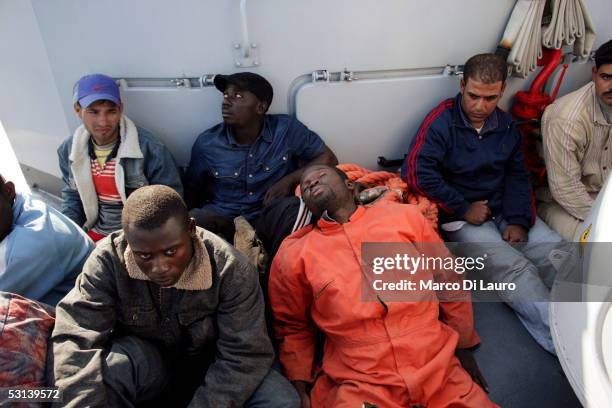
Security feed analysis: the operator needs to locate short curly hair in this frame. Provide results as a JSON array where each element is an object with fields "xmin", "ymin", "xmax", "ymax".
[
  {"xmin": 463, "ymin": 53, "xmax": 508, "ymax": 84},
  {"xmin": 121, "ymin": 185, "xmax": 188, "ymax": 231},
  {"xmin": 595, "ymin": 39, "xmax": 612, "ymax": 69}
]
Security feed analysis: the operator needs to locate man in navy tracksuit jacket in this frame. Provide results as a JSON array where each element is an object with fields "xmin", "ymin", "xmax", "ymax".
[
  {"xmin": 402, "ymin": 92, "xmax": 533, "ymax": 227},
  {"xmin": 402, "ymin": 54, "xmax": 563, "ymax": 354}
]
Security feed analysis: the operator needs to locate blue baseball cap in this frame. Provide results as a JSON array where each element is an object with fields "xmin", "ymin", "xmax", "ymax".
[{"xmin": 73, "ymin": 74, "xmax": 121, "ymax": 108}]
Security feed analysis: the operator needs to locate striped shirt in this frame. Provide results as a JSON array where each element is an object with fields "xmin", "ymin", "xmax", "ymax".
[
  {"xmin": 90, "ymin": 157, "xmax": 123, "ymax": 236},
  {"xmin": 540, "ymin": 82, "xmax": 612, "ymax": 220},
  {"xmin": 93, "ymin": 140, "xmax": 115, "ymax": 168}
]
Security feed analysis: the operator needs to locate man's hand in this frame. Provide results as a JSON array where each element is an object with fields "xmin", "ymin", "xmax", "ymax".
[
  {"xmin": 503, "ymin": 224, "xmax": 528, "ymax": 243},
  {"xmin": 455, "ymin": 348, "xmax": 489, "ymax": 393},
  {"xmin": 263, "ymin": 177, "xmax": 295, "ymax": 207},
  {"xmin": 292, "ymin": 381, "xmax": 311, "ymax": 408},
  {"xmin": 463, "ymin": 200, "xmax": 491, "ymax": 225}
]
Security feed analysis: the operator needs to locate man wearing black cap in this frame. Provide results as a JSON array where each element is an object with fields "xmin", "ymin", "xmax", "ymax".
[{"xmin": 185, "ymin": 72, "xmax": 337, "ymax": 240}]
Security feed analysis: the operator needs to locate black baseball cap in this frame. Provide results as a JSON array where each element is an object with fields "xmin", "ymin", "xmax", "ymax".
[{"xmin": 213, "ymin": 72, "xmax": 273, "ymax": 105}]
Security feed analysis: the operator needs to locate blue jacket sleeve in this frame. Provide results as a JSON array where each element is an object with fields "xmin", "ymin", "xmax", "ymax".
[
  {"xmin": 147, "ymin": 147, "xmax": 184, "ymax": 197},
  {"xmin": 402, "ymin": 124, "xmax": 470, "ymax": 217},
  {"xmin": 502, "ymin": 126, "xmax": 535, "ymax": 229},
  {"xmin": 57, "ymin": 139, "xmax": 86, "ymax": 227},
  {"xmin": 140, "ymin": 131, "xmax": 184, "ymax": 197},
  {"xmin": 185, "ymin": 134, "xmax": 208, "ymax": 191},
  {"xmin": 184, "ymin": 133, "xmax": 215, "ymax": 209},
  {"xmin": 288, "ymin": 118, "xmax": 325, "ymax": 161}
]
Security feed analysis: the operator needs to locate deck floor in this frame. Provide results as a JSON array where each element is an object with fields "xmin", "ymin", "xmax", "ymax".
[{"xmin": 472, "ymin": 301, "xmax": 581, "ymax": 408}]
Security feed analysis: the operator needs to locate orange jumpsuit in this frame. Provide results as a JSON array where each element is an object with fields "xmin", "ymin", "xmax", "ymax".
[{"xmin": 269, "ymin": 202, "xmax": 498, "ymax": 408}]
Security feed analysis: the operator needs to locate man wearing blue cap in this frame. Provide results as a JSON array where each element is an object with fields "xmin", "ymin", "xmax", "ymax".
[
  {"xmin": 58, "ymin": 73, "xmax": 183, "ymax": 242},
  {"xmin": 185, "ymin": 72, "xmax": 337, "ymax": 241}
]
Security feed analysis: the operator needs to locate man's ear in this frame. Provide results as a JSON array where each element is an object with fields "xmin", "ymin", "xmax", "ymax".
[
  {"xmin": 117, "ymin": 102, "xmax": 124, "ymax": 115},
  {"xmin": 345, "ymin": 179, "xmax": 355, "ymax": 192},
  {"xmin": 256, "ymin": 101, "xmax": 269, "ymax": 115},
  {"xmin": 500, "ymin": 82, "xmax": 506, "ymax": 97},
  {"xmin": 187, "ymin": 217, "xmax": 197, "ymax": 235},
  {"xmin": 3, "ymin": 181, "xmax": 16, "ymax": 204},
  {"xmin": 460, "ymin": 79, "xmax": 466, "ymax": 94},
  {"xmin": 73, "ymin": 102, "xmax": 82, "ymax": 116},
  {"xmin": 592, "ymin": 66, "xmax": 598, "ymax": 81}
]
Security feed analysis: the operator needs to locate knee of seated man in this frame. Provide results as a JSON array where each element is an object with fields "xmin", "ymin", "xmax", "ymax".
[
  {"xmin": 104, "ymin": 336, "xmax": 169, "ymax": 399},
  {"xmin": 247, "ymin": 368, "xmax": 301, "ymax": 408}
]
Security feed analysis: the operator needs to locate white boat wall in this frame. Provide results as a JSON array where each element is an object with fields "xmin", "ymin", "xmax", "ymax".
[
  {"xmin": 0, "ymin": 0, "xmax": 610, "ymax": 190},
  {"xmin": 1, "ymin": 1, "xmax": 612, "ymax": 407}
]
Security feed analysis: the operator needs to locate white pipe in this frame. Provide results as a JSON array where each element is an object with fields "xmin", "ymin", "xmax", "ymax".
[
  {"xmin": 288, "ymin": 65, "xmax": 463, "ymax": 115},
  {"xmin": 240, "ymin": 0, "xmax": 250, "ymax": 58},
  {"xmin": 113, "ymin": 76, "xmax": 217, "ymax": 90}
]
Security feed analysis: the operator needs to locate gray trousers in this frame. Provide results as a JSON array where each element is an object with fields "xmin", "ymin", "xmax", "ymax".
[
  {"xmin": 104, "ymin": 336, "xmax": 299, "ymax": 407},
  {"xmin": 444, "ymin": 217, "xmax": 564, "ymax": 354}
]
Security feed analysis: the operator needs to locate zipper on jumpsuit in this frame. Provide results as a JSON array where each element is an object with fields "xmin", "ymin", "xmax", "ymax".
[{"xmin": 339, "ymin": 226, "xmax": 426, "ymax": 407}]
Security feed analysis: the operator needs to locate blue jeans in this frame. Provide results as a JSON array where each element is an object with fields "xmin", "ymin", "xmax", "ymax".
[
  {"xmin": 444, "ymin": 217, "xmax": 563, "ymax": 354},
  {"xmin": 245, "ymin": 360, "xmax": 300, "ymax": 407}
]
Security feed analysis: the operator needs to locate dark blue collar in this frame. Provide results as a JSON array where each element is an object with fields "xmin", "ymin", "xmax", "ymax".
[{"xmin": 453, "ymin": 93, "xmax": 499, "ymax": 134}]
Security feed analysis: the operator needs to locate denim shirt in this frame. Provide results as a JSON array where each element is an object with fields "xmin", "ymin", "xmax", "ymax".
[{"xmin": 186, "ymin": 114, "xmax": 325, "ymax": 220}]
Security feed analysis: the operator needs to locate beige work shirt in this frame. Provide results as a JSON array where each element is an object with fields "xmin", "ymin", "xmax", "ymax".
[{"xmin": 540, "ymin": 82, "xmax": 612, "ymax": 221}]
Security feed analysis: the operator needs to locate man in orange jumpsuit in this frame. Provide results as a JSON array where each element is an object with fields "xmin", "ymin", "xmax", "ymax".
[{"xmin": 269, "ymin": 164, "xmax": 498, "ymax": 408}]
